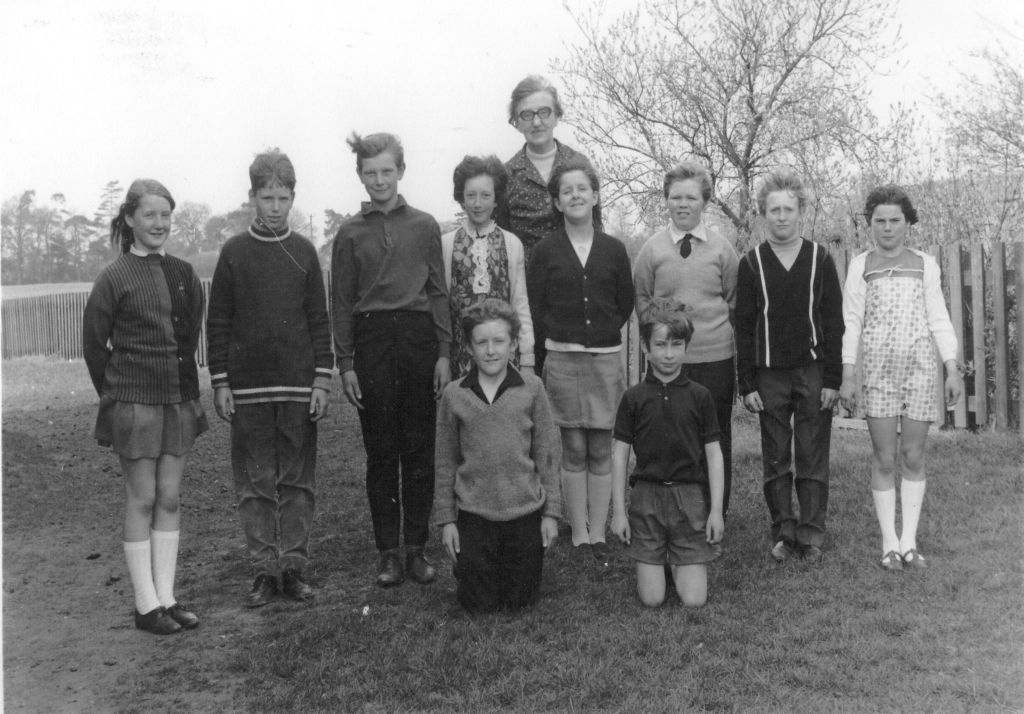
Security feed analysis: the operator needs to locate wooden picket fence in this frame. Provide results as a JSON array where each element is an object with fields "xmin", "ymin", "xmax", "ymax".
[{"xmin": 3, "ymin": 240, "xmax": 1022, "ymax": 432}]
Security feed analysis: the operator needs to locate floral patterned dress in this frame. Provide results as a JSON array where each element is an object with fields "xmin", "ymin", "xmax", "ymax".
[
  {"xmin": 448, "ymin": 223, "xmax": 513, "ymax": 378},
  {"xmin": 861, "ymin": 258, "xmax": 936, "ymax": 422}
]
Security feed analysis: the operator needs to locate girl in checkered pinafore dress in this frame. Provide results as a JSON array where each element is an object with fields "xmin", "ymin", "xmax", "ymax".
[{"xmin": 839, "ymin": 186, "xmax": 962, "ymax": 574}]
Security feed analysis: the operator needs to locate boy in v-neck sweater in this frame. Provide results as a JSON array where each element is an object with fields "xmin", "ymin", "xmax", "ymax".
[{"xmin": 735, "ymin": 171, "xmax": 844, "ymax": 563}]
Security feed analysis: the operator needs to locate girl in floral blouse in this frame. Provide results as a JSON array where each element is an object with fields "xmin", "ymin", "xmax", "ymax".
[{"xmin": 442, "ymin": 155, "xmax": 534, "ymax": 379}]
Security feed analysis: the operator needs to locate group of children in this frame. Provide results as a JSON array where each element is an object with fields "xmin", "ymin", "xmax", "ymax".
[{"xmin": 83, "ymin": 77, "xmax": 962, "ymax": 635}]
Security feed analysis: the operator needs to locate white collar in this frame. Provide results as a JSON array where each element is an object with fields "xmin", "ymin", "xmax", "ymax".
[
  {"xmin": 462, "ymin": 219, "xmax": 496, "ymax": 236},
  {"xmin": 130, "ymin": 244, "xmax": 165, "ymax": 257},
  {"xmin": 668, "ymin": 221, "xmax": 707, "ymax": 244}
]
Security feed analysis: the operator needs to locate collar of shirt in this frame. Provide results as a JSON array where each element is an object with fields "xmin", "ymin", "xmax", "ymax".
[
  {"xmin": 668, "ymin": 221, "xmax": 708, "ymax": 244},
  {"xmin": 462, "ymin": 219, "xmax": 497, "ymax": 237},
  {"xmin": 459, "ymin": 364, "xmax": 525, "ymax": 403},
  {"xmin": 360, "ymin": 194, "xmax": 408, "ymax": 218},
  {"xmin": 507, "ymin": 139, "xmax": 570, "ymax": 172},
  {"xmin": 129, "ymin": 244, "xmax": 165, "ymax": 257},
  {"xmin": 643, "ymin": 367, "xmax": 690, "ymax": 388}
]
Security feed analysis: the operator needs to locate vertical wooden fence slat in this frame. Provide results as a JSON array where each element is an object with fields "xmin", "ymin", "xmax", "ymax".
[
  {"xmin": 1017, "ymin": 244, "xmax": 1024, "ymax": 437},
  {"xmin": 946, "ymin": 245, "xmax": 968, "ymax": 427},
  {"xmin": 930, "ymin": 246, "xmax": 946, "ymax": 420},
  {"xmin": 990, "ymin": 241, "xmax": 1009, "ymax": 430},
  {"xmin": 970, "ymin": 243, "xmax": 987, "ymax": 427}
]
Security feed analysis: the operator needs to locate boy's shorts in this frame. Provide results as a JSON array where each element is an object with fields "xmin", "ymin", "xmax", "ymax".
[{"xmin": 626, "ymin": 481, "xmax": 720, "ymax": 566}]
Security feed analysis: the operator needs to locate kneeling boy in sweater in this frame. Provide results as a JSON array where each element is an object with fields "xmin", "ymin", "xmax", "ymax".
[{"xmin": 431, "ymin": 298, "xmax": 561, "ymax": 613}]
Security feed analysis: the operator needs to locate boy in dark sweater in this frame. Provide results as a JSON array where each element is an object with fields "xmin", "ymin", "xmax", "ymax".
[
  {"xmin": 735, "ymin": 170, "xmax": 844, "ymax": 564},
  {"xmin": 611, "ymin": 299, "xmax": 724, "ymax": 608},
  {"xmin": 207, "ymin": 151, "xmax": 333, "ymax": 606},
  {"xmin": 432, "ymin": 299, "xmax": 561, "ymax": 613},
  {"xmin": 332, "ymin": 132, "xmax": 452, "ymax": 587}
]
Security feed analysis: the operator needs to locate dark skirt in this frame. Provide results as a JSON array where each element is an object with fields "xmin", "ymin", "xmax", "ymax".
[{"xmin": 95, "ymin": 398, "xmax": 208, "ymax": 459}]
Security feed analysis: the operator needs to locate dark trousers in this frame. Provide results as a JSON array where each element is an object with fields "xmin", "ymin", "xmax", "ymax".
[
  {"xmin": 456, "ymin": 509, "xmax": 545, "ymax": 613},
  {"xmin": 231, "ymin": 401, "xmax": 317, "ymax": 575},
  {"xmin": 684, "ymin": 357, "xmax": 735, "ymax": 515},
  {"xmin": 354, "ymin": 311, "xmax": 438, "ymax": 552},
  {"xmin": 755, "ymin": 363, "xmax": 831, "ymax": 547}
]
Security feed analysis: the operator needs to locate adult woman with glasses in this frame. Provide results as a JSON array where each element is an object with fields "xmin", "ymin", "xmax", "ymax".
[
  {"xmin": 633, "ymin": 162, "xmax": 740, "ymax": 515},
  {"xmin": 496, "ymin": 75, "xmax": 596, "ymax": 267}
]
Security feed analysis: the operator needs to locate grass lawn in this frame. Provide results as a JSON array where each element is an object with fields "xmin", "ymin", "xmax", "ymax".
[{"xmin": 3, "ymin": 356, "xmax": 1022, "ymax": 713}]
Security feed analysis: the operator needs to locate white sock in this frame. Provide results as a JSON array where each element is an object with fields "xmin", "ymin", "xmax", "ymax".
[
  {"xmin": 899, "ymin": 479, "xmax": 927, "ymax": 554},
  {"xmin": 871, "ymin": 488, "xmax": 899, "ymax": 554},
  {"xmin": 124, "ymin": 540, "xmax": 161, "ymax": 614},
  {"xmin": 561, "ymin": 468, "xmax": 590, "ymax": 546},
  {"xmin": 587, "ymin": 472, "xmax": 612, "ymax": 544},
  {"xmin": 151, "ymin": 529, "xmax": 180, "ymax": 608}
]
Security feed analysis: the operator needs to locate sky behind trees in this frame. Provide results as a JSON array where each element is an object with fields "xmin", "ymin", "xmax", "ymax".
[{"xmin": 1, "ymin": 0, "xmax": 1021, "ymax": 242}]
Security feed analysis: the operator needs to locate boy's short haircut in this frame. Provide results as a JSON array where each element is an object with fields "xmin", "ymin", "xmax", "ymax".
[
  {"xmin": 640, "ymin": 298, "xmax": 694, "ymax": 348},
  {"xmin": 663, "ymin": 161, "xmax": 713, "ymax": 202},
  {"xmin": 452, "ymin": 154, "xmax": 508, "ymax": 207},
  {"xmin": 756, "ymin": 169, "xmax": 807, "ymax": 215},
  {"xmin": 249, "ymin": 149, "xmax": 296, "ymax": 192},
  {"xmin": 347, "ymin": 131, "xmax": 405, "ymax": 172},
  {"xmin": 460, "ymin": 298, "xmax": 521, "ymax": 345}
]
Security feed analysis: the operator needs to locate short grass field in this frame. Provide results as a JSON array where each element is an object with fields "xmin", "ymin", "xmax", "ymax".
[{"xmin": 3, "ymin": 356, "xmax": 1022, "ymax": 713}]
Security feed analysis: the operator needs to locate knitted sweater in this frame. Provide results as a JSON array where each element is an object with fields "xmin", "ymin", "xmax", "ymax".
[
  {"xmin": 633, "ymin": 225, "xmax": 738, "ymax": 363},
  {"xmin": 83, "ymin": 252, "xmax": 203, "ymax": 404},
  {"xmin": 735, "ymin": 240, "xmax": 844, "ymax": 395},
  {"xmin": 206, "ymin": 226, "xmax": 333, "ymax": 404},
  {"xmin": 526, "ymin": 228, "xmax": 634, "ymax": 350},
  {"xmin": 432, "ymin": 367, "xmax": 562, "ymax": 526}
]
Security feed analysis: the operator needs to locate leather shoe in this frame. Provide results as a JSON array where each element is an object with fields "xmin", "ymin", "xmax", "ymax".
[
  {"xmin": 592, "ymin": 541, "xmax": 611, "ymax": 568},
  {"xmin": 166, "ymin": 603, "xmax": 199, "ymax": 629},
  {"xmin": 799, "ymin": 544, "xmax": 823, "ymax": 563},
  {"xmin": 282, "ymin": 569, "xmax": 314, "ymax": 601},
  {"xmin": 134, "ymin": 607, "xmax": 181, "ymax": 635},
  {"xmin": 376, "ymin": 549, "xmax": 404, "ymax": 587},
  {"xmin": 771, "ymin": 540, "xmax": 795, "ymax": 563},
  {"xmin": 246, "ymin": 574, "xmax": 278, "ymax": 608},
  {"xmin": 405, "ymin": 547, "xmax": 436, "ymax": 585}
]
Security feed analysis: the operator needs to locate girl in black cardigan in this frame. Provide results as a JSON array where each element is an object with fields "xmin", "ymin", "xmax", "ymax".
[{"xmin": 526, "ymin": 158, "xmax": 634, "ymax": 567}]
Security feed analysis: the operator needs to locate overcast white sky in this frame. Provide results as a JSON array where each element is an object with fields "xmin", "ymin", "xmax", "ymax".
[{"xmin": 1, "ymin": 0, "xmax": 1020, "ymax": 244}]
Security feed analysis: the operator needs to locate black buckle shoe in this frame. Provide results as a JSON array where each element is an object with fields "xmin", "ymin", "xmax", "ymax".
[
  {"xmin": 282, "ymin": 569, "xmax": 314, "ymax": 601},
  {"xmin": 246, "ymin": 574, "xmax": 279, "ymax": 608},
  {"xmin": 134, "ymin": 607, "xmax": 181, "ymax": 635},
  {"xmin": 166, "ymin": 603, "xmax": 199, "ymax": 629}
]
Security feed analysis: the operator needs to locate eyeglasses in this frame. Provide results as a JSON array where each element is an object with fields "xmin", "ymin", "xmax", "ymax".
[
  {"xmin": 517, "ymin": 107, "xmax": 554, "ymax": 123},
  {"xmin": 679, "ymin": 233, "xmax": 693, "ymax": 259}
]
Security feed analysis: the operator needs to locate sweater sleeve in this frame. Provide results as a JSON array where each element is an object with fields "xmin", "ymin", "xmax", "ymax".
[
  {"xmin": 206, "ymin": 249, "xmax": 234, "ymax": 388},
  {"xmin": 632, "ymin": 239, "xmax": 655, "ymax": 322},
  {"xmin": 82, "ymin": 270, "xmax": 115, "ymax": 397},
  {"xmin": 922, "ymin": 252, "xmax": 958, "ymax": 363},
  {"xmin": 841, "ymin": 252, "xmax": 868, "ymax": 366},
  {"xmin": 305, "ymin": 255, "xmax": 334, "ymax": 391},
  {"xmin": 720, "ymin": 238, "xmax": 740, "ymax": 321},
  {"xmin": 526, "ymin": 241, "xmax": 549, "ymax": 367},
  {"xmin": 426, "ymin": 220, "xmax": 452, "ymax": 359},
  {"xmin": 431, "ymin": 386, "xmax": 460, "ymax": 527},
  {"xmin": 529, "ymin": 381, "xmax": 562, "ymax": 519},
  {"xmin": 186, "ymin": 265, "xmax": 205, "ymax": 360},
  {"xmin": 331, "ymin": 228, "xmax": 358, "ymax": 374},
  {"xmin": 505, "ymin": 230, "xmax": 536, "ymax": 367},
  {"xmin": 734, "ymin": 251, "xmax": 759, "ymax": 396},
  {"xmin": 819, "ymin": 251, "xmax": 845, "ymax": 389}
]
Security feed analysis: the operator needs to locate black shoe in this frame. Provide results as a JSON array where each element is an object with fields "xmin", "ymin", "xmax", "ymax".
[
  {"xmin": 166, "ymin": 603, "xmax": 199, "ymax": 629},
  {"xmin": 134, "ymin": 607, "xmax": 181, "ymax": 635},
  {"xmin": 405, "ymin": 547, "xmax": 436, "ymax": 585},
  {"xmin": 592, "ymin": 541, "xmax": 611, "ymax": 568},
  {"xmin": 282, "ymin": 569, "xmax": 314, "ymax": 601},
  {"xmin": 799, "ymin": 544, "xmax": 823, "ymax": 563},
  {"xmin": 376, "ymin": 549, "xmax": 404, "ymax": 587},
  {"xmin": 246, "ymin": 574, "xmax": 278, "ymax": 608},
  {"xmin": 771, "ymin": 540, "xmax": 795, "ymax": 563}
]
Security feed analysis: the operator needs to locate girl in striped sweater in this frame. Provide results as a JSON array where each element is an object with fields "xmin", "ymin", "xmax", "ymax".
[{"xmin": 83, "ymin": 179, "xmax": 207, "ymax": 635}]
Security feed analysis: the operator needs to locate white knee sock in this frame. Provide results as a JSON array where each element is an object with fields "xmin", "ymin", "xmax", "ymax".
[
  {"xmin": 150, "ymin": 529, "xmax": 180, "ymax": 608},
  {"xmin": 561, "ymin": 468, "xmax": 590, "ymax": 546},
  {"xmin": 124, "ymin": 540, "xmax": 161, "ymax": 614},
  {"xmin": 871, "ymin": 488, "xmax": 899, "ymax": 554},
  {"xmin": 587, "ymin": 471, "xmax": 612, "ymax": 544},
  {"xmin": 899, "ymin": 479, "xmax": 927, "ymax": 554}
]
